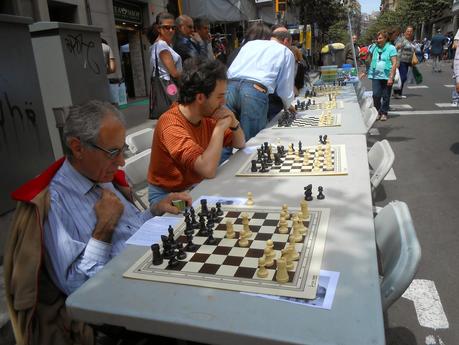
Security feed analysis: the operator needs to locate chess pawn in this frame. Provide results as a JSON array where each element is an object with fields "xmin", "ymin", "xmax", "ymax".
[
  {"xmin": 238, "ymin": 233, "xmax": 249, "ymax": 247},
  {"xmin": 257, "ymin": 257, "xmax": 269, "ymax": 278},
  {"xmin": 275, "ymin": 258, "xmax": 289, "ymax": 283},
  {"xmin": 278, "ymin": 216, "xmax": 289, "ymax": 234},
  {"xmin": 247, "ymin": 192, "xmax": 254, "ymax": 206},
  {"xmin": 264, "ymin": 247, "xmax": 275, "ymax": 267},
  {"xmin": 281, "ymin": 249, "xmax": 294, "ymax": 270},
  {"xmin": 289, "ymin": 217, "xmax": 303, "ymax": 243},
  {"xmin": 287, "ymin": 237, "xmax": 300, "ymax": 261},
  {"xmin": 225, "ymin": 221, "xmax": 235, "ymax": 239},
  {"xmin": 288, "ymin": 144, "xmax": 293, "ymax": 155},
  {"xmin": 297, "ymin": 211, "xmax": 306, "ymax": 235},
  {"xmin": 300, "ymin": 200, "xmax": 310, "ymax": 220},
  {"xmin": 281, "ymin": 204, "xmax": 290, "ymax": 219},
  {"xmin": 266, "ymin": 239, "xmax": 275, "ymax": 256},
  {"xmin": 242, "ymin": 214, "xmax": 252, "ymax": 236}
]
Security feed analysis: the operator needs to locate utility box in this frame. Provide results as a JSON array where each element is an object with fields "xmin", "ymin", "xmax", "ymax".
[
  {"xmin": 0, "ymin": 14, "xmax": 55, "ymax": 213},
  {"xmin": 29, "ymin": 21, "xmax": 110, "ymax": 159}
]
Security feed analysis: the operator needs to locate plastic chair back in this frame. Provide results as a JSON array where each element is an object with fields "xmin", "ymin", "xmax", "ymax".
[
  {"xmin": 374, "ymin": 201, "xmax": 421, "ymax": 311},
  {"xmin": 363, "ymin": 106, "xmax": 378, "ymax": 132},
  {"xmin": 123, "ymin": 149, "xmax": 151, "ymax": 188},
  {"xmin": 126, "ymin": 128, "xmax": 154, "ymax": 155},
  {"xmin": 368, "ymin": 139, "xmax": 395, "ymax": 191}
]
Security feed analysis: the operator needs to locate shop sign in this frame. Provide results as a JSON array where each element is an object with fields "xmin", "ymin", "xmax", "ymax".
[{"xmin": 114, "ymin": 1, "xmax": 142, "ymax": 24}]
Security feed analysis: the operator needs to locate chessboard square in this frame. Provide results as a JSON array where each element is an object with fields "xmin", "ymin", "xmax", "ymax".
[
  {"xmin": 263, "ymin": 219, "xmax": 279, "ymax": 227},
  {"xmin": 192, "ymin": 236, "xmax": 207, "ymax": 245},
  {"xmin": 215, "ymin": 224, "xmax": 226, "ymax": 231},
  {"xmin": 228, "ymin": 247, "xmax": 249, "ymax": 257},
  {"xmin": 254, "ymin": 232, "xmax": 273, "ymax": 242},
  {"xmin": 249, "ymin": 225, "xmax": 261, "ymax": 232},
  {"xmin": 246, "ymin": 248, "xmax": 265, "ymax": 258},
  {"xmin": 197, "ymin": 245, "xmax": 218, "ymax": 254},
  {"xmin": 249, "ymin": 218, "xmax": 265, "ymax": 226},
  {"xmin": 218, "ymin": 238, "xmax": 238, "ymax": 247},
  {"xmin": 181, "ymin": 261, "xmax": 204, "ymax": 273},
  {"xmin": 258, "ymin": 226, "xmax": 276, "ymax": 233},
  {"xmin": 222, "ymin": 255, "xmax": 244, "ymax": 266},
  {"xmin": 240, "ymin": 257, "xmax": 259, "ymax": 268},
  {"xmin": 199, "ymin": 263, "xmax": 220, "ymax": 275},
  {"xmin": 212, "ymin": 245, "xmax": 232, "ymax": 256},
  {"xmin": 249, "ymin": 240, "xmax": 268, "ymax": 250},
  {"xmin": 252, "ymin": 212, "xmax": 269, "ymax": 219},
  {"xmin": 273, "ymin": 241, "xmax": 286, "ymax": 250},
  {"xmin": 234, "ymin": 266, "xmax": 257, "ymax": 279},
  {"xmin": 270, "ymin": 234, "xmax": 290, "ymax": 243},
  {"xmin": 205, "ymin": 254, "xmax": 227, "ymax": 265},
  {"xmin": 279, "ymin": 168, "xmax": 291, "ymax": 172},
  {"xmin": 225, "ymin": 211, "xmax": 240, "ymax": 218},
  {"xmin": 189, "ymin": 253, "xmax": 210, "ymax": 262},
  {"xmin": 213, "ymin": 230, "xmax": 227, "ymax": 239},
  {"xmin": 265, "ymin": 213, "xmax": 280, "ymax": 220},
  {"xmin": 216, "ymin": 265, "xmax": 238, "ymax": 277}
]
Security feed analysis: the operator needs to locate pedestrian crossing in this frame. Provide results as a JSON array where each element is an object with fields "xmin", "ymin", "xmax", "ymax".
[{"xmin": 407, "ymin": 85, "xmax": 429, "ymax": 89}]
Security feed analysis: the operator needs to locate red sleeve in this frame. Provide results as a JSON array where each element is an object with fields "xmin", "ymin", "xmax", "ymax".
[{"xmin": 223, "ymin": 128, "xmax": 233, "ymax": 147}]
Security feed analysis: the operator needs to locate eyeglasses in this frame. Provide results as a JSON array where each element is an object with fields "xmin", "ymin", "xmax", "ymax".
[
  {"xmin": 160, "ymin": 25, "xmax": 176, "ymax": 31},
  {"xmin": 87, "ymin": 141, "xmax": 129, "ymax": 159},
  {"xmin": 186, "ymin": 25, "xmax": 194, "ymax": 29}
]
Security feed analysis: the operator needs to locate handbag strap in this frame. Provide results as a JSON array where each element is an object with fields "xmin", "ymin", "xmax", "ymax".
[{"xmin": 154, "ymin": 45, "xmax": 160, "ymax": 78}]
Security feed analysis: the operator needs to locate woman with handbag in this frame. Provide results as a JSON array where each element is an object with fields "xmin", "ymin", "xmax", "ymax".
[
  {"xmin": 361, "ymin": 30, "xmax": 397, "ymax": 121},
  {"xmin": 148, "ymin": 12, "xmax": 182, "ymax": 119},
  {"xmin": 393, "ymin": 26, "xmax": 414, "ymax": 99}
]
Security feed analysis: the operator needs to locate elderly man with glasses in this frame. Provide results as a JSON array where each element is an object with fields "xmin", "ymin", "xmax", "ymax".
[
  {"xmin": 173, "ymin": 14, "xmax": 207, "ymax": 62},
  {"xmin": 39, "ymin": 100, "xmax": 191, "ymax": 295}
]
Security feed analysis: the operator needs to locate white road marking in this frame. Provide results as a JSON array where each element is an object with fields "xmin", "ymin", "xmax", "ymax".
[
  {"xmin": 384, "ymin": 168, "xmax": 396, "ymax": 181},
  {"xmin": 443, "ymin": 84, "xmax": 454, "ymax": 88},
  {"xmin": 402, "ymin": 279, "xmax": 449, "ymax": 329},
  {"xmin": 407, "ymin": 85, "xmax": 429, "ymax": 89},
  {"xmin": 435, "ymin": 103, "xmax": 458, "ymax": 108},
  {"xmin": 389, "ymin": 109, "xmax": 459, "ymax": 116},
  {"xmin": 390, "ymin": 104, "xmax": 413, "ymax": 110},
  {"xmin": 425, "ymin": 334, "xmax": 446, "ymax": 345}
]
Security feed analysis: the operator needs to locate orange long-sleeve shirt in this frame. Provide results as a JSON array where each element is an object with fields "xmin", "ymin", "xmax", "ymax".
[{"xmin": 147, "ymin": 104, "xmax": 233, "ymax": 191}]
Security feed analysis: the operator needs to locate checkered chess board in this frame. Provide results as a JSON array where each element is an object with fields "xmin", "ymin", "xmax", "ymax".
[
  {"xmin": 124, "ymin": 205, "xmax": 330, "ymax": 299},
  {"xmin": 274, "ymin": 113, "xmax": 342, "ymax": 128},
  {"xmin": 236, "ymin": 144, "xmax": 348, "ymax": 177}
]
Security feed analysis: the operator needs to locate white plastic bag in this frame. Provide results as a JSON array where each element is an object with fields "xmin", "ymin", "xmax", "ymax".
[{"xmin": 393, "ymin": 68, "xmax": 402, "ymax": 90}]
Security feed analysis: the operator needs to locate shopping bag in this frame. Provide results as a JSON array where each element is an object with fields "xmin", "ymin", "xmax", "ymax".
[
  {"xmin": 412, "ymin": 66, "xmax": 423, "ymax": 84},
  {"xmin": 393, "ymin": 68, "xmax": 402, "ymax": 90}
]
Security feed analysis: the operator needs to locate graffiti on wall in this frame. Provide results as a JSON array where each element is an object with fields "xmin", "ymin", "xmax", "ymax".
[{"xmin": 64, "ymin": 33, "xmax": 101, "ymax": 75}]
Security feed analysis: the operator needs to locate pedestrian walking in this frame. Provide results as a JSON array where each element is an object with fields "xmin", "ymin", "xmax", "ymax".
[
  {"xmin": 361, "ymin": 30, "xmax": 397, "ymax": 121},
  {"xmin": 430, "ymin": 29, "xmax": 448, "ymax": 72},
  {"xmin": 393, "ymin": 26, "xmax": 415, "ymax": 99},
  {"xmin": 452, "ymin": 29, "xmax": 459, "ymax": 106}
]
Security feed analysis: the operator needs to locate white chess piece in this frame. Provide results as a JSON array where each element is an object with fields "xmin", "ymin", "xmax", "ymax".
[
  {"xmin": 247, "ymin": 192, "xmax": 254, "ymax": 206},
  {"xmin": 278, "ymin": 216, "xmax": 289, "ymax": 234},
  {"xmin": 257, "ymin": 257, "xmax": 269, "ymax": 278},
  {"xmin": 225, "ymin": 221, "xmax": 235, "ymax": 239},
  {"xmin": 275, "ymin": 258, "xmax": 289, "ymax": 283}
]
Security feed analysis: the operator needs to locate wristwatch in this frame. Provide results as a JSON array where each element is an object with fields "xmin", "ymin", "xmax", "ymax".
[{"xmin": 230, "ymin": 122, "xmax": 240, "ymax": 131}]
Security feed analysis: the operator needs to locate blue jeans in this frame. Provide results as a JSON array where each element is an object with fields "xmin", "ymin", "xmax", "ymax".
[
  {"xmin": 226, "ymin": 79, "xmax": 269, "ymax": 140},
  {"xmin": 372, "ymin": 79, "xmax": 392, "ymax": 115},
  {"xmin": 148, "ymin": 184, "xmax": 169, "ymax": 206},
  {"xmin": 393, "ymin": 62, "xmax": 410, "ymax": 96}
]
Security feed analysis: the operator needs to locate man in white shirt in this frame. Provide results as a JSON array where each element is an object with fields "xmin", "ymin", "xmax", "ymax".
[{"xmin": 226, "ymin": 27, "xmax": 296, "ymax": 140}]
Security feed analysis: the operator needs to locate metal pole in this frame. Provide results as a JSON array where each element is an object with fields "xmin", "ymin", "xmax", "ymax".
[{"xmin": 347, "ymin": 7, "xmax": 358, "ymax": 69}]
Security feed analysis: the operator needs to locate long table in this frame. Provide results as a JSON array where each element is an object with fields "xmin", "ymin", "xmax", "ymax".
[
  {"xmin": 265, "ymin": 85, "xmax": 367, "ymax": 135},
  {"xmin": 66, "ymin": 134, "xmax": 385, "ymax": 345}
]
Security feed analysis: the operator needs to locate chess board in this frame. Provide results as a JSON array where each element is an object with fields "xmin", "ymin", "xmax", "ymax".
[
  {"xmin": 274, "ymin": 113, "xmax": 342, "ymax": 129},
  {"xmin": 236, "ymin": 144, "xmax": 348, "ymax": 177},
  {"xmin": 124, "ymin": 205, "xmax": 330, "ymax": 299}
]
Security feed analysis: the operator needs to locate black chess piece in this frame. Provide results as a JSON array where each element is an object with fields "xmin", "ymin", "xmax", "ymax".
[
  {"xmin": 259, "ymin": 159, "xmax": 268, "ymax": 173},
  {"xmin": 216, "ymin": 202, "xmax": 223, "ymax": 216},
  {"xmin": 266, "ymin": 152, "xmax": 272, "ymax": 164},
  {"xmin": 151, "ymin": 244, "xmax": 163, "ymax": 265},
  {"xmin": 185, "ymin": 214, "xmax": 194, "ymax": 233},
  {"xmin": 251, "ymin": 160, "xmax": 258, "ymax": 172},
  {"xmin": 190, "ymin": 207, "xmax": 199, "ymax": 229},
  {"xmin": 168, "ymin": 225, "xmax": 175, "ymax": 244},
  {"xmin": 176, "ymin": 243, "xmax": 187, "ymax": 260},
  {"xmin": 274, "ymin": 153, "xmax": 282, "ymax": 165},
  {"xmin": 197, "ymin": 215, "xmax": 208, "ymax": 236},
  {"xmin": 257, "ymin": 149, "xmax": 263, "ymax": 163},
  {"xmin": 298, "ymin": 141, "xmax": 303, "ymax": 154},
  {"xmin": 317, "ymin": 186, "xmax": 325, "ymax": 200},
  {"xmin": 323, "ymin": 135, "xmax": 328, "ymax": 144},
  {"xmin": 205, "ymin": 225, "xmax": 217, "ymax": 245},
  {"xmin": 185, "ymin": 232, "xmax": 198, "ymax": 252},
  {"xmin": 167, "ymin": 256, "xmax": 180, "ymax": 268},
  {"xmin": 200, "ymin": 199, "xmax": 209, "ymax": 216},
  {"xmin": 304, "ymin": 185, "xmax": 313, "ymax": 201}
]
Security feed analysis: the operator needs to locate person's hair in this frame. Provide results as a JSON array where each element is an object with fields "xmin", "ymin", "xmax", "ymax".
[
  {"xmin": 405, "ymin": 25, "xmax": 414, "ymax": 32},
  {"xmin": 146, "ymin": 12, "xmax": 175, "ymax": 44},
  {"xmin": 194, "ymin": 17, "xmax": 209, "ymax": 30},
  {"xmin": 376, "ymin": 30, "xmax": 389, "ymax": 41},
  {"xmin": 176, "ymin": 15, "xmax": 192, "ymax": 27},
  {"xmin": 242, "ymin": 22, "xmax": 271, "ymax": 45},
  {"xmin": 271, "ymin": 23, "xmax": 287, "ymax": 32},
  {"xmin": 272, "ymin": 30, "xmax": 292, "ymax": 43},
  {"xmin": 178, "ymin": 59, "xmax": 227, "ymax": 104},
  {"xmin": 63, "ymin": 100, "xmax": 125, "ymax": 156}
]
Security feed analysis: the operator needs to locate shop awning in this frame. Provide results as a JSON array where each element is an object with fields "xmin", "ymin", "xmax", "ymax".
[{"xmin": 180, "ymin": 0, "xmax": 257, "ymax": 22}]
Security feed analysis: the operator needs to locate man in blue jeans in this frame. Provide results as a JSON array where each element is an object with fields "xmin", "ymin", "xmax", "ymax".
[{"xmin": 225, "ymin": 27, "xmax": 296, "ymax": 141}]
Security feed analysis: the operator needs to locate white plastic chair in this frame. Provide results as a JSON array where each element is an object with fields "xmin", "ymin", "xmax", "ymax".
[
  {"xmin": 123, "ymin": 149, "xmax": 151, "ymax": 210},
  {"xmin": 125, "ymin": 128, "xmax": 154, "ymax": 155},
  {"xmin": 362, "ymin": 106, "xmax": 378, "ymax": 132},
  {"xmin": 374, "ymin": 201, "xmax": 421, "ymax": 311},
  {"xmin": 368, "ymin": 139, "xmax": 395, "ymax": 192}
]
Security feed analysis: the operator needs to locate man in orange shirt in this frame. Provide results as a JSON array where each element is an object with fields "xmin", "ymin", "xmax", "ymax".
[{"xmin": 147, "ymin": 59, "xmax": 245, "ymax": 204}]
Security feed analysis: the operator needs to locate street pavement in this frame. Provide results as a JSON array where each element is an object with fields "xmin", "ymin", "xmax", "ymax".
[
  {"xmin": 1, "ymin": 62, "xmax": 458, "ymax": 345},
  {"xmin": 363, "ymin": 60, "xmax": 459, "ymax": 345}
]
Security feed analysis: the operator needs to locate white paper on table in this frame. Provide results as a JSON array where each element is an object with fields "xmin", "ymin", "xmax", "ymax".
[
  {"xmin": 243, "ymin": 270, "xmax": 340, "ymax": 310},
  {"xmin": 126, "ymin": 216, "xmax": 182, "ymax": 246},
  {"xmin": 242, "ymin": 146, "xmax": 257, "ymax": 154},
  {"xmin": 193, "ymin": 195, "xmax": 248, "ymax": 207}
]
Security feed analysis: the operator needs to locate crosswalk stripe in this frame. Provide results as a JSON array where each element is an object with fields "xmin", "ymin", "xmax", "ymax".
[
  {"xmin": 444, "ymin": 85, "xmax": 455, "ymax": 88},
  {"xmin": 389, "ymin": 109, "xmax": 459, "ymax": 115},
  {"xmin": 407, "ymin": 85, "xmax": 429, "ymax": 89},
  {"xmin": 435, "ymin": 103, "xmax": 458, "ymax": 108},
  {"xmin": 390, "ymin": 104, "xmax": 413, "ymax": 110}
]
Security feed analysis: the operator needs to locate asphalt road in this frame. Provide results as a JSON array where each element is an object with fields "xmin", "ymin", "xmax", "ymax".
[{"xmin": 363, "ymin": 60, "xmax": 459, "ymax": 345}]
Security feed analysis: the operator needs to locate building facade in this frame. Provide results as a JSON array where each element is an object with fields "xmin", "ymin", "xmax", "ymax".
[{"xmin": 380, "ymin": 0, "xmax": 400, "ymax": 12}]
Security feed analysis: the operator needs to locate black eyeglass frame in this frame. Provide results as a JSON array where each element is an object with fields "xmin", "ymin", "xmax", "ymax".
[
  {"xmin": 160, "ymin": 25, "xmax": 176, "ymax": 31},
  {"xmin": 85, "ymin": 141, "xmax": 129, "ymax": 159}
]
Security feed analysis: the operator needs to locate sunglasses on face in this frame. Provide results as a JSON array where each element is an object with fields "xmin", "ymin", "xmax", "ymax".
[
  {"xmin": 160, "ymin": 25, "xmax": 176, "ymax": 31},
  {"xmin": 86, "ymin": 141, "xmax": 129, "ymax": 159}
]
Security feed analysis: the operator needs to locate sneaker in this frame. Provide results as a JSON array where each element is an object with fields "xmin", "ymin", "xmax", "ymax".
[
  {"xmin": 392, "ymin": 94, "xmax": 402, "ymax": 99},
  {"xmin": 452, "ymin": 102, "xmax": 458, "ymax": 107},
  {"xmin": 380, "ymin": 114, "xmax": 388, "ymax": 121},
  {"xmin": 377, "ymin": 112, "xmax": 382, "ymax": 120}
]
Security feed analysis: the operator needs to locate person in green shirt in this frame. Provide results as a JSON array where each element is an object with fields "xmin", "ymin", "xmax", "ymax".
[{"xmin": 362, "ymin": 30, "xmax": 398, "ymax": 121}]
